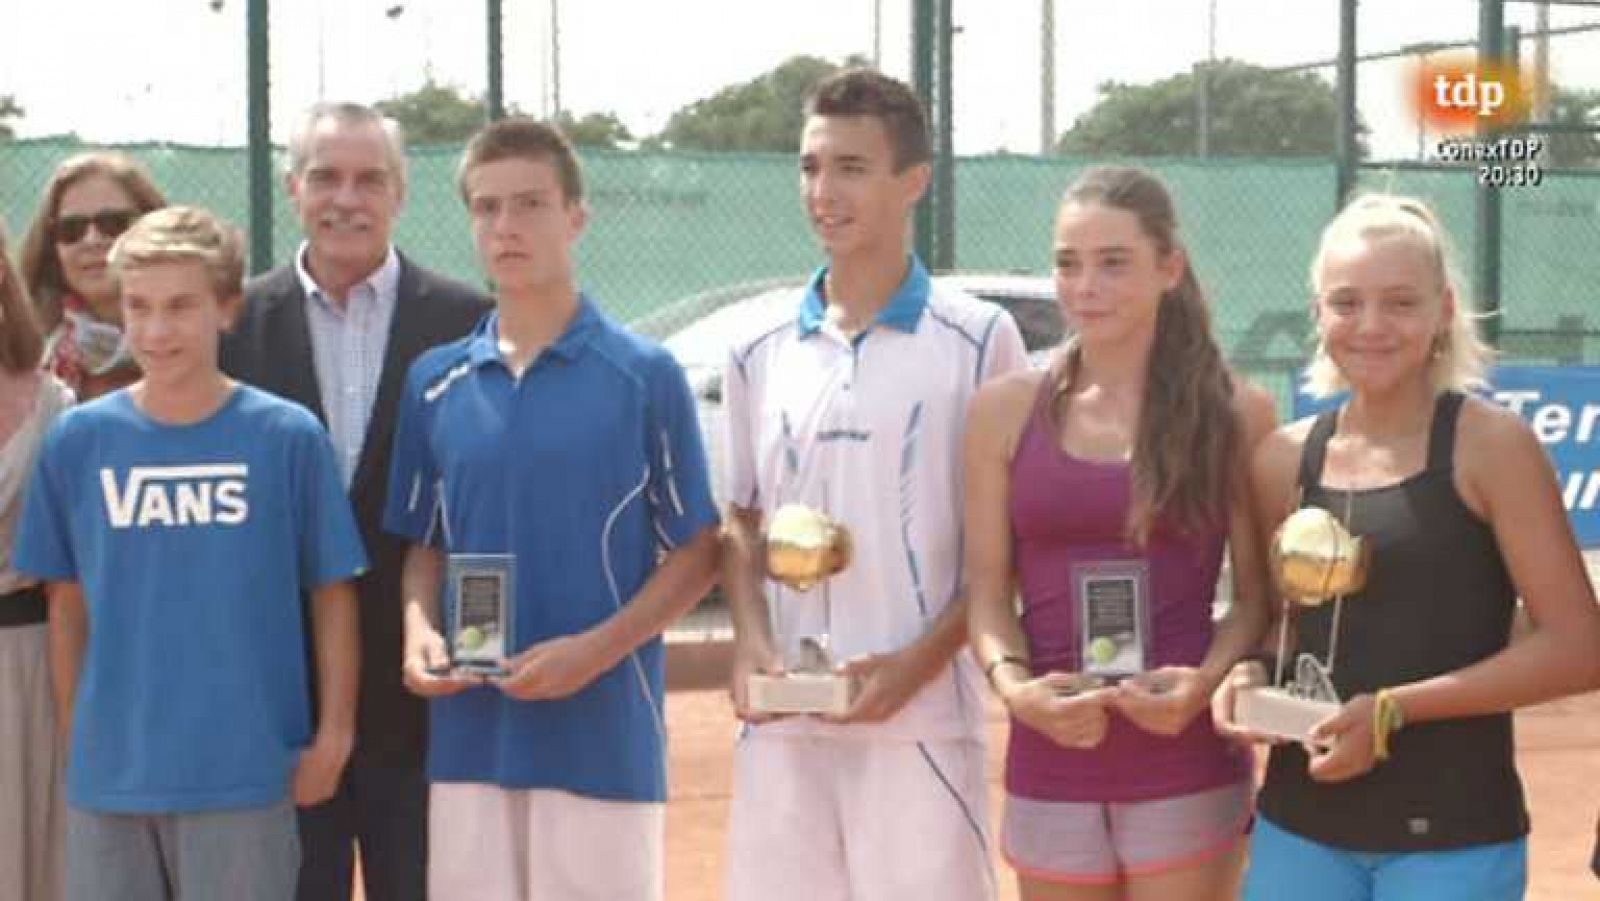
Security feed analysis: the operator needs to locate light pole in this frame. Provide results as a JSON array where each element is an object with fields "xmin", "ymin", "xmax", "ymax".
[
  {"xmin": 870, "ymin": 0, "xmax": 881, "ymax": 68},
  {"xmin": 383, "ymin": 4, "xmax": 436, "ymax": 85},
  {"xmin": 550, "ymin": 0, "xmax": 562, "ymax": 119},
  {"xmin": 1041, "ymin": 0, "xmax": 1054, "ymax": 154},
  {"xmin": 1196, "ymin": 0, "xmax": 1217, "ymax": 156},
  {"xmin": 206, "ymin": 0, "xmax": 230, "ymax": 144},
  {"xmin": 1401, "ymin": 41, "xmax": 1446, "ymax": 161}
]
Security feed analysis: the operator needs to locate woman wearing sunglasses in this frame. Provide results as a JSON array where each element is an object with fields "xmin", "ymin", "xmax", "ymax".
[{"xmin": 18, "ymin": 152, "xmax": 166, "ymax": 400}]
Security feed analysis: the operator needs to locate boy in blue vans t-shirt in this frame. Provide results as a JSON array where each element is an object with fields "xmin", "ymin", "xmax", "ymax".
[{"xmin": 14, "ymin": 206, "xmax": 366, "ymax": 901}]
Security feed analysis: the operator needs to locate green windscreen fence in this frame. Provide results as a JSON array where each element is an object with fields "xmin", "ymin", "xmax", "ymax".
[{"xmin": 5, "ymin": 137, "xmax": 1598, "ymax": 408}]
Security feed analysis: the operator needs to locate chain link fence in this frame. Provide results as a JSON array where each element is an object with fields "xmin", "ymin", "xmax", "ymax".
[{"xmin": 5, "ymin": 136, "xmax": 1599, "ymax": 413}]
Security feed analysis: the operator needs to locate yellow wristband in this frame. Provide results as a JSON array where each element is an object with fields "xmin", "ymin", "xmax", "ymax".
[{"xmin": 1372, "ymin": 689, "xmax": 1405, "ymax": 762}]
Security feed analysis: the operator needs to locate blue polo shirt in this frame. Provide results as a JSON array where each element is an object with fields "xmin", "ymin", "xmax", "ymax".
[{"xmin": 383, "ymin": 296, "xmax": 718, "ymax": 802}]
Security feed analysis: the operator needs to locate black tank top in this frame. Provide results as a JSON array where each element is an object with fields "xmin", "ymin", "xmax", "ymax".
[{"xmin": 1258, "ymin": 392, "xmax": 1528, "ymax": 851}]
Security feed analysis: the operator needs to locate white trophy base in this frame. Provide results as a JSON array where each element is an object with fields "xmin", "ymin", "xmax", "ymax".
[
  {"xmin": 1235, "ymin": 687, "xmax": 1339, "ymax": 744},
  {"xmin": 747, "ymin": 672, "xmax": 853, "ymax": 716}
]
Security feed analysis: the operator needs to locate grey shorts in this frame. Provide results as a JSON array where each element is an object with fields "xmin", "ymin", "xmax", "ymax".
[
  {"xmin": 1002, "ymin": 781, "xmax": 1252, "ymax": 885},
  {"xmin": 66, "ymin": 800, "xmax": 298, "ymax": 901}
]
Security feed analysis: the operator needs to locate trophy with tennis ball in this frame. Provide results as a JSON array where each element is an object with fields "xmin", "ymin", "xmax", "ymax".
[
  {"xmin": 1234, "ymin": 505, "xmax": 1372, "ymax": 743},
  {"xmin": 747, "ymin": 503, "xmax": 856, "ymax": 716},
  {"xmin": 1075, "ymin": 559, "xmax": 1152, "ymax": 683},
  {"xmin": 442, "ymin": 553, "xmax": 515, "ymax": 677}
]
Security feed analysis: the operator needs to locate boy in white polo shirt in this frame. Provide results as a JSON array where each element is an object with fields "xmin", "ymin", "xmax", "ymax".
[{"xmin": 722, "ymin": 68, "xmax": 1027, "ymax": 900}]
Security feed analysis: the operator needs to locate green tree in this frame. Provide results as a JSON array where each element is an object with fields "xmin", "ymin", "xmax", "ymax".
[
  {"xmin": 555, "ymin": 110, "xmax": 633, "ymax": 149},
  {"xmin": 0, "ymin": 94, "xmax": 24, "ymax": 140},
  {"xmin": 376, "ymin": 80, "xmax": 485, "ymax": 144},
  {"xmin": 656, "ymin": 55, "xmax": 867, "ymax": 152},
  {"xmin": 1540, "ymin": 86, "xmax": 1600, "ymax": 167},
  {"xmin": 1058, "ymin": 60, "xmax": 1369, "ymax": 158}
]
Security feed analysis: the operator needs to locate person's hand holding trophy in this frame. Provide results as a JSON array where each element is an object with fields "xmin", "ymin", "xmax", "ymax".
[
  {"xmin": 746, "ymin": 503, "xmax": 856, "ymax": 716},
  {"xmin": 1231, "ymin": 505, "xmax": 1371, "ymax": 745},
  {"xmin": 1071, "ymin": 559, "xmax": 1215, "ymax": 738}
]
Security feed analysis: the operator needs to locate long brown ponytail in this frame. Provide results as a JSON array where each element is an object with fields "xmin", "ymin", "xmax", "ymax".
[{"xmin": 1055, "ymin": 166, "xmax": 1238, "ymax": 542}]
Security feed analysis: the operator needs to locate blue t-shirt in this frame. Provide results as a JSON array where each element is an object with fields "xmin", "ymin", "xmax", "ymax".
[
  {"xmin": 14, "ymin": 385, "xmax": 367, "ymax": 814},
  {"xmin": 384, "ymin": 297, "xmax": 718, "ymax": 803}
]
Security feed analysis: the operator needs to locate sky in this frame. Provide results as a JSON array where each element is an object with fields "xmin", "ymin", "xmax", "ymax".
[{"xmin": 3, "ymin": 0, "xmax": 1599, "ymax": 160}]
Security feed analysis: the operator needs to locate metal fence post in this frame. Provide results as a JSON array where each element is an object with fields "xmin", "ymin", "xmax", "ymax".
[
  {"xmin": 1335, "ymin": 0, "xmax": 1358, "ymax": 208},
  {"xmin": 247, "ymin": 0, "xmax": 272, "ymax": 275},
  {"xmin": 912, "ymin": 0, "xmax": 935, "ymax": 264},
  {"xmin": 935, "ymin": 0, "xmax": 955, "ymax": 270},
  {"xmin": 1477, "ymin": 0, "xmax": 1505, "ymax": 347},
  {"xmin": 487, "ymin": 0, "xmax": 505, "ymax": 121}
]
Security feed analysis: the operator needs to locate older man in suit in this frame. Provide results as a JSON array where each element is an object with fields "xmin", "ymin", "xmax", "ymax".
[{"xmin": 221, "ymin": 102, "xmax": 489, "ymax": 901}]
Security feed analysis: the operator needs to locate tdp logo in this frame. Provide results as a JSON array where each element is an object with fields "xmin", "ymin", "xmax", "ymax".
[
  {"xmin": 1411, "ymin": 55, "xmax": 1531, "ymax": 134},
  {"xmin": 100, "ymin": 465, "xmax": 250, "ymax": 529}
]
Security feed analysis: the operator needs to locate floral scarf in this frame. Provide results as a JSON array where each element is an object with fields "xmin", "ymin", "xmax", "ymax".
[{"xmin": 41, "ymin": 293, "xmax": 138, "ymax": 396}]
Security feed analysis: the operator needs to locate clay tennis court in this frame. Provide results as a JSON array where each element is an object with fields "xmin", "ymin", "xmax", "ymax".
[
  {"xmin": 659, "ymin": 554, "xmax": 1600, "ymax": 900},
  {"xmin": 342, "ymin": 652, "xmax": 1600, "ymax": 899},
  {"xmin": 661, "ymin": 683, "xmax": 1600, "ymax": 900},
  {"xmin": 353, "ymin": 560, "xmax": 1600, "ymax": 900}
]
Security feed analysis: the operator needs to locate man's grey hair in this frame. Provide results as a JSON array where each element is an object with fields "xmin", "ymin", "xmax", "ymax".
[{"xmin": 285, "ymin": 102, "xmax": 408, "ymax": 192}]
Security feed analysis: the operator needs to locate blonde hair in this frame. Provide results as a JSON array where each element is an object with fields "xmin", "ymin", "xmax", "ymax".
[
  {"xmin": 1302, "ymin": 193, "xmax": 1492, "ymax": 399},
  {"xmin": 108, "ymin": 206, "xmax": 245, "ymax": 301}
]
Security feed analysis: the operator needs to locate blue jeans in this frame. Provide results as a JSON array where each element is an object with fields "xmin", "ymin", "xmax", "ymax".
[
  {"xmin": 1244, "ymin": 815, "xmax": 1526, "ymax": 901},
  {"xmin": 66, "ymin": 800, "xmax": 298, "ymax": 901}
]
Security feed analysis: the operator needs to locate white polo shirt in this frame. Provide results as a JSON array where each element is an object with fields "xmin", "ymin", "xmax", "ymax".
[{"xmin": 725, "ymin": 258, "xmax": 1027, "ymax": 742}]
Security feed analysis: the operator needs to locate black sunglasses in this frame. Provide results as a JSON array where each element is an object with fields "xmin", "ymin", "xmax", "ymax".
[{"xmin": 54, "ymin": 208, "xmax": 138, "ymax": 245}]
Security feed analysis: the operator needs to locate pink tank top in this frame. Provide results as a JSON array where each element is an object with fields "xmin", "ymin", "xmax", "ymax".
[{"xmin": 1005, "ymin": 384, "xmax": 1249, "ymax": 803}]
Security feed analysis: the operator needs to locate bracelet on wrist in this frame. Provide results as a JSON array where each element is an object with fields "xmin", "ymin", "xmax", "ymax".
[
  {"xmin": 982, "ymin": 654, "xmax": 1029, "ymax": 688},
  {"xmin": 1372, "ymin": 688, "xmax": 1406, "ymax": 762}
]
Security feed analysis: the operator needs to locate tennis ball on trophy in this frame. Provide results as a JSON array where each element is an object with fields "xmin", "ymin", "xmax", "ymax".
[
  {"xmin": 1088, "ymin": 636, "xmax": 1119, "ymax": 666},
  {"xmin": 765, "ymin": 503, "xmax": 853, "ymax": 592},
  {"xmin": 1271, "ymin": 507, "xmax": 1371, "ymax": 605},
  {"xmin": 457, "ymin": 626, "xmax": 485, "ymax": 653}
]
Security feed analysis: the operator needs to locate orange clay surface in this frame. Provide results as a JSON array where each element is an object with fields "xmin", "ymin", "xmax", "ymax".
[
  {"xmin": 344, "ymin": 674, "xmax": 1596, "ymax": 900},
  {"xmin": 660, "ymin": 686, "xmax": 1600, "ymax": 901}
]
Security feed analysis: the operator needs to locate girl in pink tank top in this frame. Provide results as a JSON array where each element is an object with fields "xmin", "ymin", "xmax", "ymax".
[{"xmin": 965, "ymin": 166, "xmax": 1276, "ymax": 898}]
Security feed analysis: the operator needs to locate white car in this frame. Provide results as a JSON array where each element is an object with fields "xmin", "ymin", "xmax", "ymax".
[{"xmin": 656, "ymin": 273, "xmax": 1063, "ymax": 504}]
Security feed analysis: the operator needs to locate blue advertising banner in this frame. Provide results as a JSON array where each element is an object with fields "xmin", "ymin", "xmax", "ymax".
[{"xmin": 1292, "ymin": 366, "xmax": 1600, "ymax": 548}]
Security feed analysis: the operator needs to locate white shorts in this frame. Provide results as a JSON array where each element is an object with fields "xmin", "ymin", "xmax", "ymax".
[
  {"xmin": 428, "ymin": 783, "xmax": 663, "ymax": 901},
  {"xmin": 1003, "ymin": 781, "xmax": 1253, "ymax": 884},
  {"xmin": 725, "ymin": 731, "xmax": 994, "ymax": 901}
]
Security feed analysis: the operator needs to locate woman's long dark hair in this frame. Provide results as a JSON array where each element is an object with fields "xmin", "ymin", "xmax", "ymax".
[
  {"xmin": 1054, "ymin": 166, "xmax": 1238, "ymax": 542},
  {"xmin": 0, "ymin": 223, "xmax": 44, "ymax": 373}
]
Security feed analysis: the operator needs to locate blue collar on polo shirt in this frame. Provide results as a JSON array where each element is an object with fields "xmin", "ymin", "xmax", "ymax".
[
  {"xmin": 797, "ymin": 256, "xmax": 931, "ymax": 336},
  {"xmin": 465, "ymin": 294, "xmax": 603, "ymax": 369}
]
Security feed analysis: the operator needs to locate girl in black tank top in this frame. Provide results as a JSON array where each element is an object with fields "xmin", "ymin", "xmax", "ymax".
[
  {"xmin": 1259, "ymin": 391, "xmax": 1526, "ymax": 851},
  {"xmin": 1216, "ymin": 194, "xmax": 1600, "ymax": 900}
]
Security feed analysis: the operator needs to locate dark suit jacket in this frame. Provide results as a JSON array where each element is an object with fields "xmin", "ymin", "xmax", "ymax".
[{"xmin": 221, "ymin": 252, "xmax": 490, "ymax": 765}]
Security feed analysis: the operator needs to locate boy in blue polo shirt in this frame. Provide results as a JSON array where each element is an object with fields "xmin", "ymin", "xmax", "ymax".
[
  {"xmin": 385, "ymin": 118, "xmax": 720, "ymax": 900},
  {"xmin": 14, "ymin": 206, "xmax": 366, "ymax": 901}
]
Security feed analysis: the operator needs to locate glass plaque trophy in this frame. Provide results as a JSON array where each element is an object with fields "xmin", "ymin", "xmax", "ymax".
[
  {"xmin": 442, "ymin": 553, "xmax": 515, "ymax": 677},
  {"xmin": 1074, "ymin": 559, "xmax": 1152, "ymax": 682}
]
